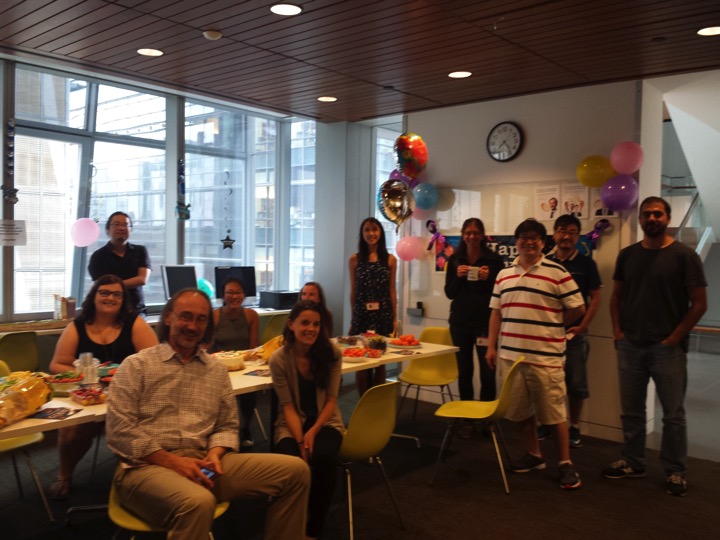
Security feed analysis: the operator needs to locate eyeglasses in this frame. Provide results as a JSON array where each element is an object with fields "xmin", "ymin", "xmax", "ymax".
[
  {"xmin": 555, "ymin": 228, "xmax": 579, "ymax": 237},
  {"xmin": 518, "ymin": 235, "xmax": 543, "ymax": 243},
  {"xmin": 173, "ymin": 311, "xmax": 209, "ymax": 325},
  {"xmin": 110, "ymin": 221, "xmax": 131, "ymax": 229},
  {"xmin": 97, "ymin": 290, "xmax": 123, "ymax": 299},
  {"xmin": 224, "ymin": 290, "xmax": 244, "ymax": 296}
]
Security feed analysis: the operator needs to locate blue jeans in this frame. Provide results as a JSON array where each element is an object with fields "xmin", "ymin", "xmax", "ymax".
[{"xmin": 615, "ymin": 338, "xmax": 688, "ymax": 474}]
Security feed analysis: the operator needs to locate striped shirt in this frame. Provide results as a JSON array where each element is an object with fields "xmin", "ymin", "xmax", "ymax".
[
  {"xmin": 106, "ymin": 342, "xmax": 239, "ymax": 466},
  {"xmin": 489, "ymin": 255, "xmax": 584, "ymax": 367}
]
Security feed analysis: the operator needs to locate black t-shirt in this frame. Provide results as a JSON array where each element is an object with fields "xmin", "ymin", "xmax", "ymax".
[
  {"xmin": 548, "ymin": 249, "xmax": 602, "ymax": 328},
  {"xmin": 613, "ymin": 241, "xmax": 706, "ymax": 346},
  {"xmin": 88, "ymin": 242, "xmax": 151, "ymax": 312}
]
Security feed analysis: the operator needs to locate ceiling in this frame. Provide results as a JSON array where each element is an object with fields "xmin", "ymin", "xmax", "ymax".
[{"xmin": 1, "ymin": 0, "xmax": 720, "ymax": 123}]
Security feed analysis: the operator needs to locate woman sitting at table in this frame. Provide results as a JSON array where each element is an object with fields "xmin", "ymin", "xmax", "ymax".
[
  {"xmin": 47, "ymin": 274, "xmax": 158, "ymax": 499},
  {"xmin": 208, "ymin": 276, "xmax": 260, "ymax": 447},
  {"xmin": 269, "ymin": 300, "xmax": 344, "ymax": 540}
]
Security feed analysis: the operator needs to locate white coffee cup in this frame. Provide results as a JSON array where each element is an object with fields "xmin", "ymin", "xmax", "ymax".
[{"xmin": 467, "ymin": 266, "xmax": 480, "ymax": 281}]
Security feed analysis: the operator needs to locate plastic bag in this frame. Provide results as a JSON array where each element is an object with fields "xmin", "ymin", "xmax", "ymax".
[{"xmin": 0, "ymin": 375, "xmax": 51, "ymax": 429}]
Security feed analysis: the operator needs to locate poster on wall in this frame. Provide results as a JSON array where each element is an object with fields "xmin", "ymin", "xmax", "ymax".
[
  {"xmin": 590, "ymin": 188, "xmax": 615, "ymax": 216},
  {"xmin": 561, "ymin": 184, "xmax": 589, "ymax": 219},
  {"xmin": 535, "ymin": 185, "xmax": 560, "ymax": 220},
  {"xmin": 436, "ymin": 234, "xmax": 530, "ymax": 272}
]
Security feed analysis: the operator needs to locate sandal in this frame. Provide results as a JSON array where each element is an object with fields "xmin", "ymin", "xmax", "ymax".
[{"xmin": 48, "ymin": 476, "xmax": 71, "ymax": 500}]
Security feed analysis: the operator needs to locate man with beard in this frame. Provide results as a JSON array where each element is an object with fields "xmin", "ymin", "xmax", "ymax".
[
  {"xmin": 603, "ymin": 197, "xmax": 707, "ymax": 497},
  {"xmin": 106, "ymin": 288, "xmax": 310, "ymax": 539}
]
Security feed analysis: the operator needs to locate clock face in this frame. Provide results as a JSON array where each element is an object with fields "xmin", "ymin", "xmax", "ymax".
[{"xmin": 486, "ymin": 122, "xmax": 523, "ymax": 162}]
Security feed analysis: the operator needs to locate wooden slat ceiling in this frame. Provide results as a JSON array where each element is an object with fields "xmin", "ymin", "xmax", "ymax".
[{"xmin": 1, "ymin": 0, "xmax": 719, "ymax": 122}]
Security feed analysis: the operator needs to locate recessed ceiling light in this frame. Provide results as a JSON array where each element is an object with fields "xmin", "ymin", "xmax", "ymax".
[
  {"xmin": 697, "ymin": 26, "xmax": 720, "ymax": 36},
  {"xmin": 203, "ymin": 30, "xmax": 223, "ymax": 41},
  {"xmin": 271, "ymin": 4, "xmax": 302, "ymax": 16},
  {"xmin": 137, "ymin": 48, "xmax": 163, "ymax": 57},
  {"xmin": 448, "ymin": 71, "xmax": 472, "ymax": 79},
  {"xmin": 317, "ymin": 96, "xmax": 337, "ymax": 103}
]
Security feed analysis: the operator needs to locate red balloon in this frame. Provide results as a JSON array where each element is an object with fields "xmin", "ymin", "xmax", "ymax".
[{"xmin": 394, "ymin": 132, "xmax": 428, "ymax": 180}]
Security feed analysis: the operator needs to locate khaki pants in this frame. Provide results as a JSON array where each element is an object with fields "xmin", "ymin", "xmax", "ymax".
[{"xmin": 115, "ymin": 450, "xmax": 310, "ymax": 540}]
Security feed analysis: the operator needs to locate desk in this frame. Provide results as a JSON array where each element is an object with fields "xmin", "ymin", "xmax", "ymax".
[{"xmin": 0, "ymin": 341, "xmax": 458, "ymax": 441}]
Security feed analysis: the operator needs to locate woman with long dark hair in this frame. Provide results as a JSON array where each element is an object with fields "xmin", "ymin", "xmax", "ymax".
[
  {"xmin": 48, "ymin": 274, "xmax": 158, "ymax": 498},
  {"xmin": 348, "ymin": 217, "xmax": 397, "ymax": 395},
  {"xmin": 270, "ymin": 300, "xmax": 344, "ymax": 540},
  {"xmin": 299, "ymin": 281, "xmax": 334, "ymax": 338},
  {"xmin": 444, "ymin": 218, "xmax": 504, "ymax": 437}
]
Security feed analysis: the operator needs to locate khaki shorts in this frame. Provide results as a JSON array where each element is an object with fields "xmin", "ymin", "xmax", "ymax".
[{"xmin": 497, "ymin": 359, "xmax": 567, "ymax": 424}]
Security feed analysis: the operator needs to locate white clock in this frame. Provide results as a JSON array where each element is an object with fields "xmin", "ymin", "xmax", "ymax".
[{"xmin": 486, "ymin": 121, "xmax": 523, "ymax": 162}]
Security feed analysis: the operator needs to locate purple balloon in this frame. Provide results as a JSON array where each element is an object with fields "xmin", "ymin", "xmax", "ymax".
[
  {"xmin": 600, "ymin": 174, "xmax": 639, "ymax": 211},
  {"xmin": 389, "ymin": 169, "xmax": 410, "ymax": 184}
]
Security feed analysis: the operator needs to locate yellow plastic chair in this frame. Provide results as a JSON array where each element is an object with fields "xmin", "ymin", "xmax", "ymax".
[
  {"xmin": 338, "ymin": 381, "xmax": 405, "ymax": 540},
  {"xmin": 260, "ymin": 313, "xmax": 289, "ymax": 345},
  {"xmin": 0, "ymin": 359, "xmax": 54, "ymax": 523},
  {"xmin": 108, "ymin": 483, "xmax": 229, "ymax": 540},
  {"xmin": 0, "ymin": 331, "xmax": 39, "ymax": 372},
  {"xmin": 397, "ymin": 327, "xmax": 458, "ymax": 420},
  {"xmin": 431, "ymin": 356, "xmax": 526, "ymax": 494}
]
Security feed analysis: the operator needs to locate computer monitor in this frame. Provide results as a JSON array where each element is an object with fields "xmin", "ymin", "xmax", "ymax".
[
  {"xmin": 161, "ymin": 265, "xmax": 198, "ymax": 300},
  {"xmin": 214, "ymin": 266, "xmax": 257, "ymax": 300}
]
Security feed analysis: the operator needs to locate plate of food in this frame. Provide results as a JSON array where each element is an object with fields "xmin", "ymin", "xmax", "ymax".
[
  {"xmin": 335, "ymin": 336, "xmax": 360, "ymax": 347},
  {"xmin": 388, "ymin": 334, "xmax": 422, "ymax": 349},
  {"xmin": 342, "ymin": 347, "xmax": 369, "ymax": 363},
  {"xmin": 48, "ymin": 371, "xmax": 84, "ymax": 392}
]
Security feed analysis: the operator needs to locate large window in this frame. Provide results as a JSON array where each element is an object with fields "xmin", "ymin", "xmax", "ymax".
[{"xmin": 5, "ymin": 62, "xmax": 315, "ymax": 320}]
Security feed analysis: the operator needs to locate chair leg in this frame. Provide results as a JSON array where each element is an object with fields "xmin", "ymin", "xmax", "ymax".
[
  {"xmin": 397, "ymin": 383, "xmax": 413, "ymax": 419},
  {"xmin": 390, "ymin": 433, "xmax": 421, "ymax": 448},
  {"xmin": 344, "ymin": 466, "xmax": 354, "ymax": 540},
  {"xmin": 22, "ymin": 450, "xmax": 55, "ymax": 523},
  {"xmin": 11, "ymin": 453, "xmax": 24, "ymax": 498},
  {"xmin": 254, "ymin": 408, "xmax": 268, "ymax": 442},
  {"xmin": 430, "ymin": 423, "xmax": 455, "ymax": 485},
  {"xmin": 494, "ymin": 421, "xmax": 513, "ymax": 469},
  {"xmin": 412, "ymin": 386, "xmax": 420, "ymax": 420},
  {"xmin": 374, "ymin": 456, "xmax": 405, "ymax": 530},
  {"xmin": 489, "ymin": 423, "xmax": 510, "ymax": 494}
]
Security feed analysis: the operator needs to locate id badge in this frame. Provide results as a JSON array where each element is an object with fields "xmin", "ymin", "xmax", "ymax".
[
  {"xmin": 476, "ymin": 336, "xmax": 489, "ymax": 346},
  {"xmin": 366, "ymin": 302, "xmax": 380, "ymax": 311}
]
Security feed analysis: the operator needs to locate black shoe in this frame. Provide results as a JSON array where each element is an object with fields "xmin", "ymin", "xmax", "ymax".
[
  {"xmin": 602, "ymin": 459, "xmax": 646, "ymax": 479},
  {"xmin": 569, "ymin": 425, "xmax": 583, "ymax": 448},
  {"xmin": 559, "ymin": 463, "xmax": 582, "ymax": 490},
  {"xmin": 512, "ymin": 453, "xmax": 546, "ymax": 473},
  {"xmin": 666, "ymin": 473, "xmax": 687, "ymax": 496}
]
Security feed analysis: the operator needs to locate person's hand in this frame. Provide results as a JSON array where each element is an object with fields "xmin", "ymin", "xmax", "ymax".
[
  {"xmin": 478, "ymin": 266, "xmax": 490, "ymax": 281},
  {"xmin": 485, "ymin": 348, "xmax": 497, "ymax": 369},
  {"xmin": 303, "ymin": 429, "xmax": 318, "ymax": 459},
  {"xmin": 567, "ymin": 325, "xmax": 584, "ymax": 336},
  {"xmin": 170, "ymin": 455, "xmax": 216, "ymax": 488},
  {"xmin": 457, "ymin": 265, "xmax": 469, "ymax": 278}
]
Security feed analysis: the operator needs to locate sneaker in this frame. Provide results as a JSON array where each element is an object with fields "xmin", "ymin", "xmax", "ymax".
[
  {"xmin": 666, "ymin": 473, "xmax": 687, "ymax": 496},
  {"xmin": 602, "ymin": 459, "xmax": 646, "ymax": 479},
  {"xmin": 569, "ymin": 425, "xmax": 583, "ymax": 448},
  {"xmin": 512, "ymin": 453, "xmax": 547, "ymax": 473},
  {"xmin": 559, "ymin": 462, "xmax": 582, "ymax": 490},
  {"xmin": 240, "ymin": 429, "xmax": 254, "ymax": 448},
  {"xmin": 537, "ymin": 424, "xmax": 551, "ymax": 441}
]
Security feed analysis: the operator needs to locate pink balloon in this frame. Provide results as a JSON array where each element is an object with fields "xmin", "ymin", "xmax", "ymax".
[
  {"xmin": 412, "ymin": 207, "xmax": 433, "ymax": 221},
  {"xmin": 601, "ymin": 175, "xmax": 639, "ymax": 211},
  {"xmin": 71, "ymin": 218, "xmax": 100, "ymax": 247},
  {"xmin": 610, "ymin": 142, "xmax": 644, "ymax": 174},
  {"xmin": 395, "ymin": 236, "xmax": 422, "ymax": 261}
]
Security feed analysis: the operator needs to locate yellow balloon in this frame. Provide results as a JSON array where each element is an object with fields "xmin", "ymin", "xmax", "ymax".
[{"xmin": 576, "ymin": 155, "xmax": 615, "ymax": 188}]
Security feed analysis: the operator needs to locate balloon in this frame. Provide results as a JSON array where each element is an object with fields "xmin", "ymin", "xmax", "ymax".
[
  {"xmin": 197, "ymin": 278, "xmax": 215, "ymax": 298},
  {"xmin": 610, "ymin": 142, "xmax": 644, "ymax": 174},
  {"xmin": 601, "ymin": 174, "xmax": 639, "ymax": 211},
  {"xmin": 388, "ymin": 169, "xmax": 410, "ymax": 185},
  {"xmin": 71, "ymin": 218, "xmax": 100, "ymax": 247},
  {"xmin": 576, "ymin": 155, "xmax": 615, "ymax": 188},
  {"xmin": 377, "ymin": 179, "xmax": 415, "ymax": 231},
  {"xmin": 394, "ymin": 132, "xmax": 428, "ymax": 179},
  {"xmin": 411, "ymin": 207, "xmax": 433, "ymax": 221},
  {"xmin": 395, "ymin": 236, "xmax": 422, "ymax": 261},
  {"xmin": 413, "ymin": 183, "xmax": 439, "ymax": 210}
]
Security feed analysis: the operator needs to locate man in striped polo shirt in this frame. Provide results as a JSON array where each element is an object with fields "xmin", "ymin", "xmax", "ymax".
[{"xmin": 486, "ymin": 218, "xmax": 586, "ymax": 489}]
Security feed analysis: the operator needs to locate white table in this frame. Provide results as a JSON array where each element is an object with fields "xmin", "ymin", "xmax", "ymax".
[{"xmin": 0, "ymin": 341, "xmax": 458, "ymax": 441}]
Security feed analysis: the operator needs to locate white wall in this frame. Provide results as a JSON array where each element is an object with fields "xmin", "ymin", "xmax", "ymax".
[{"xmin": 397, "ymin": 81, "xmax": 642, "ymax": 441}]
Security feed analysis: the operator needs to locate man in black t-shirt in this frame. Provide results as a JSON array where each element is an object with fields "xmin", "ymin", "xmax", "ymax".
[
  {"xmin": 603, "ymin": 197, "xmax": 707, "ymax": 497},
  {"xmin": 88, "ymin": 212, "xmax": 151, "ymax": 314}
]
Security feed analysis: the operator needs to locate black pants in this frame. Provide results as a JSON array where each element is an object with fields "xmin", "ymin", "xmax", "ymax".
[
  {"xmin": 450, "ymin": 325, "xmax": 496, "ymax": 401},
  {"xmin": 276, "ymin": 426, "xmax": 343, "ymax": 537}
]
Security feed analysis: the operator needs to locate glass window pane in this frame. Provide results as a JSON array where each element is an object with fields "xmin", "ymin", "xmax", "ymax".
[
  {"xmin": 84, "ymin": 142, "xmax": 167, "ymax": 304},
  {"xmin": 96, "ymin": 85, "xmax": 166, "ymax": 140},
  {"xmin": 14, "ymin": 66, "xmax": 87, "ymax": 129},
  {"xmin": 185, "ymin": 102, "xmax": 247, "ymax": 152},
  {"xmin": 14, "ymin": 135, "xmax": 81, "ymax": 313},
  {"xmin": 375, "ymin": 128, "xmax": 401, "ymax": 252},
  {"xmin": 288, "ymin": 120, "xmax": 316, "ymax": 289}
]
